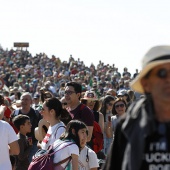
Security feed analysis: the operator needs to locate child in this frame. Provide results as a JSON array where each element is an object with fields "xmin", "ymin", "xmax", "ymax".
[
  {"xmin": 28, "ymin": 120, "xmax": 86, "ymax": 170},
  {"xmin": 78, "ymin": 126, "xmax": 99, "ymax": 170},
  {"xmin": 13, "ymin": 115, "xmax": 32, "ymax": 170}
]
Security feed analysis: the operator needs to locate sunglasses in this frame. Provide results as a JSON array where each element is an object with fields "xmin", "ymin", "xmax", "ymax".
[
  {"xmin": 107, "ymin": 103, "xmax": 114, "ymax": 107},
  {"xmin": 64, "ymin": 91, "xmax": 76, "ymax": 95},
  {"xmin": 87, "ymin": 100, "xmax": 96, "ymax": 103},
  {"xmin": 115, "ymin": 104, "xmax": 125, "ymax": 109},
  {"xmin": 62, "ymin": 102, "xmax": 67, "ymax": 106},
  {"xmin": 156, "ymin": 68, "xmax": 170, "ymax": 79}
]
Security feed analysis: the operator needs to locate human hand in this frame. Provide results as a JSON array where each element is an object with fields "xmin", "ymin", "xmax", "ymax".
[{"xmin": 28, "ymin": 137, "xmax": 33, "ymax": 146}]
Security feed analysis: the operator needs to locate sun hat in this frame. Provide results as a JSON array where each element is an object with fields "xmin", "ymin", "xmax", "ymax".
[
  {"xmin": 11, "ymin": 100, "xmax": 22, "ymax": 110},
  {"xmin": 81, "ymin": 91, "xmax": 98, "ymax": 101},
  {"xmin": 130, "ymin": 45, "xmax": 170, "ymax": 93}
]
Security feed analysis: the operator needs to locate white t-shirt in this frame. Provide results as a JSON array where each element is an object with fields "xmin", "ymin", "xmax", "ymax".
[
  {"xmin": 41, "ymin": 122, "xmax": 65, "ymax": 150},
  {"xmin": 0, "ymin": 120, "xmax": 18, "ymax": 170},
  {"xmin": 79, "ymin": 146, "xmax": 99, "ymax": 170},
  {"xmin": 53, "ymin": 140, "xmax": 79, "ymax": 169}
]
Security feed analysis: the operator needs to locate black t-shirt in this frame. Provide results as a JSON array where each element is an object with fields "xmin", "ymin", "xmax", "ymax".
[{"xmin": 140, "ymin": 121, "xmax": 170, "ymax": 170}]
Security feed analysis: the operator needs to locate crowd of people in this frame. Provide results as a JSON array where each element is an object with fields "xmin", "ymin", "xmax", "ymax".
[{"xmin": 3, "ymin": 44, "xmax": 166, "ymax": 170}]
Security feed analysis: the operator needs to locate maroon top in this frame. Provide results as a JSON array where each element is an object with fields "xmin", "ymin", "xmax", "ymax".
[{"xmin": 69, "ymin": 104, "xmax": 94, "ymax": 126}]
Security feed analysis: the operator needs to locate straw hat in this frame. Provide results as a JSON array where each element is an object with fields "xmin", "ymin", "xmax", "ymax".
[
  {"xmin": 81, "ymin": 91, "xmax": 98, "ymax": 101},
  {"xmin": 130, "ymin": 45, "xmax": 170, "ymax": 93},
  {"xmin": 34, "ymin": 119, "xmax": 49, "ymax": 142},
  {"xmin": 11, "ymin": 100, "xmax": 22, "ymax": 110}
]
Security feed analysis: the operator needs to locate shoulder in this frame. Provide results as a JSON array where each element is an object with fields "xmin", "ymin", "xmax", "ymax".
[
  {"xmin": 0, "ymin": 120, "xmax": 11, "ymax": 128},
  {"xmin": 81, "ymin": 105, "xmax": 93, "ymax": 114}
]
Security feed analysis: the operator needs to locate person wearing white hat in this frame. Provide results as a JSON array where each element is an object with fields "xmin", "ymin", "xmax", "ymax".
[{"xmin": 103, "ymin": 45, "xmax": 170, "ymax": 170}]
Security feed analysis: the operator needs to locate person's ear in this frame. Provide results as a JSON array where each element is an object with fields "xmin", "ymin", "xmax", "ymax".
[
  {"xmin": 72, "ymin": 128, "xmax": 76, "ymax": 135},
  {"xmin": 76, "ymin": 92, "xmax": 81, "ymax": 99},
  {"xmin": 20, "ymin": 125, "xmax": 24, "ymax": 129}
]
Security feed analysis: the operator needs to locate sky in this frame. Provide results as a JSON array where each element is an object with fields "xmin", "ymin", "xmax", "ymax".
[{"xmin": 1, "ymin": 0, "xmax": 170, "ymax": 74}]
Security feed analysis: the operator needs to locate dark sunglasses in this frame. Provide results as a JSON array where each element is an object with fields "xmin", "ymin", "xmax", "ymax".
[
  {"xmin": 87, "ymin": 100, "xmax": 96, "ymax": 103},
  {"xmin": 62, "ymin": 102, "xmax": 67, "ymax": 106},
  {"xmin": 156, "ymin": 68, "xmax": 170, "ymax": 79},
  {"xmin": 115, "ymin": 104, "xmax": 125, "ymax": 108}
]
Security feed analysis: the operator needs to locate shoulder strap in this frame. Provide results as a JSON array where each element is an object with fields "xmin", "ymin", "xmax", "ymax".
[
  {"xmin": 54, "ymin": 125, "xmax": 66, "ymax": 138},
  {"xmin": 54, "ymin": 156, "xmax": 71, "ymax": 167},
  {"xmin": 86, "ymin": 147, "xmax": 89, "ymax": 162},
  {"xmin": 51, "ymin": 141, "xmax": 75, "ymax": 155}
]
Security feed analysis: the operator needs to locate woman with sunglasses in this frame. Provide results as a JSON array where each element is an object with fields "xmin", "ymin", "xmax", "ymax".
[
  {"xmin": 100, "ymin": 95, "xmax": 115, "ymax": 155},
  {"xmin": 110, "ymin": 98, "xmax": 127, "ymax": 136}
]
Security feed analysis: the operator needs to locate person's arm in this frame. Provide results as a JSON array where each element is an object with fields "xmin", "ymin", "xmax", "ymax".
[
  {"xmin": 71, "ymin": 154, "xmax": 79, "ymax": 170},
  {"xmin": 98, "ymin": 112, "xmax": 104, "ymax": 134},
  {"xmin": 9, "ymin": 140, "xmax": 20, "ymax": 155},
  {"xmin": 87, "ymin": 126, "xmax": 93, "ymax": 142},
  {"xmin": 105, "ymin": 121, "xmax": 113, "ymax": 138},
  {"xmin": 0, "ymin": 105, "xmax": 6, "ymax": 120}
]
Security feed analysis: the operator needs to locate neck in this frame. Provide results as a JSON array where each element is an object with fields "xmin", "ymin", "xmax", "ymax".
[
  {"xmin": 50, "ymin": 119, "xmax": 60, "ymax": 126},
  {"xmin": 154, "ymin": 101, "xmax": 170, "ymax": 122},
  {"xmin": 70, "ymin": 101, "xmax": 81, "ymax": 111},
  {"xmin": 19, "ymin": 131, "xmax": 26, "ymax": 136}
]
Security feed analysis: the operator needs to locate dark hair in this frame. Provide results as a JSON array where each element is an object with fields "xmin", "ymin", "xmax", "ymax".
[
  {"xmin": 44, "ymin": 97, "xmax": 63, "ymax": 119},
  {"xmin": 0, "ymin": 95, "xmax": 4, "ymax": 105},
  {"xmin": 65, "ymin": 81, "xmax": 82, "ymax": 94},
  {"xmin": 12, "ymin": 115, "xmax": 30, "ymax": 130},
  {"xmin": 41, "ymin": 91, "xmax": 53, "ymax": 103},
  {"xmin": 100, "ymin": 95, "xmax": 115, "ymax": 122},
  {"xmin": 60, "ymin": 120, "xmax": 87, "ymax": 149},
  {"xmin": 15, "ymin": 92, "xmax": 22, "ymax": 100},
  {"xmin": 113, "ymin": 98, "xmax": 127, "ymax": 115}
]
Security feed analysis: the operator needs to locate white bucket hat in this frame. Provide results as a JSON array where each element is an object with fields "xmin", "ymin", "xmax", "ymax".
[{"xmin": 130, "ymin": 45, "xmax": 170, "ymax": 93}]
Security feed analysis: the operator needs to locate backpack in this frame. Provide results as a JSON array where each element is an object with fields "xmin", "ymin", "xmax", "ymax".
[
  {"xmin": 28, "ymin": 140, "xmax": 74, "ymax": 170},
  {"xmin": 79, "ymin": 104, "xmax": 104, "ymax": 153}
]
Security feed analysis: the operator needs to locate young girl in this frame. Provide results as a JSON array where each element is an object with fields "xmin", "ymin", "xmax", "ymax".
[
  {"xmin": 53, "ymin": 120, "xmax": 88, "ymax": 170},
  {"xmin": 100, "ymin": 95, "xmax": 115, "ymax": 155}
]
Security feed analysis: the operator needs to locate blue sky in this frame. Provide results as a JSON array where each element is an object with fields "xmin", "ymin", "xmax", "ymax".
[{"xmin": 1, "ymin": 0, "xmax": 170, "ymax": 74}]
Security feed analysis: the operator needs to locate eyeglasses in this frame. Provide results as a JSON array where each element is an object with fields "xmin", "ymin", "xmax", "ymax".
[
  {"xmin": 64, "ymin": 91, "xmax": 76, "ymax": 95},
  {"xmin": 107, "ymin": 103, "xmax": 114, "ymax": 107},
  {"xmin": 156, "ymin": 68, "xmax": 170, "ymax": 79},
  {"xmin": 62, "ymin": 102, "xmax": 67, "ymax": 106},
  {"xmin": 115, "ymin": 104, "xmax": 125, "ymax": 109}
]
